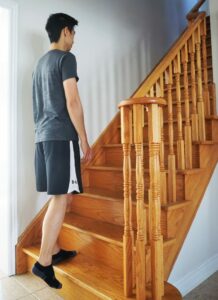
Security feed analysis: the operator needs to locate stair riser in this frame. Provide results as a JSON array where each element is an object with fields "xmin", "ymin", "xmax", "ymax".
[
  {"xmin": 117, "ymin": 118, "xmax": 213, "ymax": 143},
  {"xmin": 104, "ymin": 144, "xmax": 200, "ymax": 169},
  {"xmin": 172, "ymin": 67, "xmax": 213, "ymax": 85},
  {"xmin": 25, "ymin": 240, "xmax": 177, "ymax": 294},
  {"xmin": 71, "ymin": 194, "xmax": 124, "ymax": 227},
  {"xmin": 85, "ymin": 169, "xmax": 185, "ymax": 201},
  {"xmin": 58, "ymin": 226, "xmax": 123, "ymax": 272},
  {"xmin": 165, "ymin": 83, "xmax": 214, "ymax": 101},
  {"xmin": 71, "ymin": 194, "xmax": 183, "ymax": 239},
  {"xmin": 58, "ymin": 226, "xmax": 177, "ymax": 281},
  {"xmin": 162, "ymin": 96, "xmax": 214, "ymax": 120}
]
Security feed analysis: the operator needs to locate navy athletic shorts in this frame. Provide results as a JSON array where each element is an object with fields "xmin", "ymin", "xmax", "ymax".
[{"xmin": 34, "ymin": 140, "xmax": 83, "ymax": 195}]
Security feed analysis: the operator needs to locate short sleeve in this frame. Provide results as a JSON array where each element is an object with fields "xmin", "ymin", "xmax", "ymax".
[{"xmin": 61, "ymin": 53, "xmax": 79, "ymax": 82}]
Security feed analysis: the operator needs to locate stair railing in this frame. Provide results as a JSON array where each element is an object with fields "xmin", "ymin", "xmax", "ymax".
[
  {"xmin": 118, "ymin": 1, "xmax": 213, "ymax": 299},
  {"xmin": 130, "ymin": 9, "xmax": 211, "ymax": 204},
  {"xmin": 119, "ymin": 97, "xmax": 166, "ymax": 300}
]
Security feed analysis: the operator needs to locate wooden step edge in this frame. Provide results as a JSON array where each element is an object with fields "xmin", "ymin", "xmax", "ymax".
[
  {"xmin": 118, "ymin": 115, "xmax": 216, "ymax": 128},
  {"xmin": 24, "ymin": 246, "xmax": 181, "ymax": 300},
  {"xmin": 75, "ymin": 189, "xmax": 191, "ymax": 211},
  {"xmin": 79, "ymin": 191, "xmax": 121, "ymax": 202},
  {"xmin": 103, "ymin": 140, "xmax": 215, "ymax": 148},
  {"xmin": 144, "ymin": 199, "xmax": 191, "ymax": 211},
  {"xmin": 23, "ymin": 246, "xmax": 125, "ymax": 300},
  {"xmin": 206, "ymin": 115, "xmax": 218, "ymax": 120},
  {"xmin": 162, "ymin": 200, "xmax": 191, "ymax": 211},
  {"xmin": 62, "ymin": 212, "xmax": 176, "ymax": 249},
  {"xmin": 86, "ymin": 165, "xmax": 203, "ymax": 175},
  {"xmin": 63, "ymin": 217, "xmax": 123, "ymax": 247}
]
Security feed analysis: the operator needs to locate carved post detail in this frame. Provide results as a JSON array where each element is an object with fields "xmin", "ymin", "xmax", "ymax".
[
  {"xmin": 208, "ymin": 82, "xmax": 217, "ymax": 116},
  {"xmin": 174, "ymin": 53, "xmax": 185, "ymax": 170},
  {"xmin": 195, "ymin": 26, "xmax": 206, "ymax": 141},
  {"xmin": 156, "ymin": 76, "xmax": 167, "ymax": 204},
  {"xmin": 148, "ymin": 103, "xmax": 164, "ymax": 299},
  {"xmin": 201, "ymin": 17, "xmax": 210, "ymax": 116},
  {"xmin": 182, "ymin": 44, "xmax": 192, "ymax": 169},
  {"xmin": 188, "ymin": 34, "xmax": 199, "ymax": 142},
  {"xmin": 165, "ymin": 65, "xmax": 176, "ymax": 202},
  {"xmin": 120, "ymin": 106, "xmax": 134, "ymax": 297},
  {"xmin": 133, "ymin": 104, "xmax": 146, "ymax": 300}
]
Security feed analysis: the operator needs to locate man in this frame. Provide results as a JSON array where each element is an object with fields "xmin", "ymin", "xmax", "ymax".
[{"xmin": 32, "ymin": 13, "xmax": 92, "ymax": 289}]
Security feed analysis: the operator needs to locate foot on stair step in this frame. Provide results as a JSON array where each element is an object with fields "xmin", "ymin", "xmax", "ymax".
[
  {"xmin": 52, "ymin": 249, "xmax": 78, "ymax": 265},
  {"xmin": 32, "ymin": 261, "xmax": 62, "ymax": 289}
]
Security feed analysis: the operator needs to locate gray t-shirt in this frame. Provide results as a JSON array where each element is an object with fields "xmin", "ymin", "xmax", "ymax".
[{"xmin": 32, "ymin": 49, "xmax": 79, "ymax": 143}]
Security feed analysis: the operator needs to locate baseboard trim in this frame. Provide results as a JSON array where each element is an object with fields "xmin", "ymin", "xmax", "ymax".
[{"xmin": 171, "ymin": 253, "xmax": 218, "ymax": 296}]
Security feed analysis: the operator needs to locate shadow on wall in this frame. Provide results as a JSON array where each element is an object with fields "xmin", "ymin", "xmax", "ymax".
[
  {"xmin": 83, "ymin": 37, "xmax": 151, "ymax": 144},
  {"xmin": 19, "ymin": 32, "xmax": 48, "ymax": 233}
]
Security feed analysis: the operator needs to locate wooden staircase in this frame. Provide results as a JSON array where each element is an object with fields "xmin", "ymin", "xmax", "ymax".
[{"xmin": 16, "ymin": 1, "xmax": 218, "ymax": 299}]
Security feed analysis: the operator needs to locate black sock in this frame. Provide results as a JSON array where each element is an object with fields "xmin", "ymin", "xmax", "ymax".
[
  {"xmin": 32, "ymin": 261, "xmax": 62, "ymax": 289},
  {"xmin": 52, "ymin": 249, "xmax": 77, "ymax": 265}
]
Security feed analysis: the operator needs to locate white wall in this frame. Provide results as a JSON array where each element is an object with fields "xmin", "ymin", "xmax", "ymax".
[
  {"xmin": 169, "ymin": 166, "xmax": 218, "ymax": 296},
  {"xmin": 16, "ymin": 0, "xmax": 194, "ymax": 235}
]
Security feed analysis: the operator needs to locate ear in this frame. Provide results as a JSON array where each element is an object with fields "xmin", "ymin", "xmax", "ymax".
[{"xmin": 63, "ymin": 27, "xmax": 68, "ymax": 36}]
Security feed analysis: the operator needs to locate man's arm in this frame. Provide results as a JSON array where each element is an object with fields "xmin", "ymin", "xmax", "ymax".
[{"xmin": 63, "ymin": 77, "xmax": 92, "ymax": 162}]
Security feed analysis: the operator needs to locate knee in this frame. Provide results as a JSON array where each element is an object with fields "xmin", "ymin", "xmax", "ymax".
[{"xmin": 52, "ymin": 194, "xmax": 68, "ymax": 207}]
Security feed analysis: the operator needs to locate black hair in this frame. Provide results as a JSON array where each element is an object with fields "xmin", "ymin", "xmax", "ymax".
[{"xmin": 45, "ymin": 13, "xmax": 78, "ymax": 43}]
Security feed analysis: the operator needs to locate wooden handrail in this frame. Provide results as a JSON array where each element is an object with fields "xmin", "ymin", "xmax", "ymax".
[
  {"xmin": 119, "ymin": 97, "xmax": 166, "ymax": 108},
  {"xmin": 132, "ymin": 12, "xmax": 205, "ymax": 98},
  {"xmin": 186, "ymin": 0, "xmax": 206, "ymax": 21}
]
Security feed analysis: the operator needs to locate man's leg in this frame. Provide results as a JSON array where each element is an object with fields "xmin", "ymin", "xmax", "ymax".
[{"xmin": 38, "ymin": 194, "xmax": 68, "ymax": 266}]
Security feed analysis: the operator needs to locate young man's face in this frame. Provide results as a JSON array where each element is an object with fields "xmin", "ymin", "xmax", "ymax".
[{"xmin": 64, "ymin": 27, "xmax": 75, "ymax": 51}]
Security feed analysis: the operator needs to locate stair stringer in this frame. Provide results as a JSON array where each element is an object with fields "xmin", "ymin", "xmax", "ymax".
[{"xmin": 164, "ymin": 132, "xmax": 218, "ymax": 279}]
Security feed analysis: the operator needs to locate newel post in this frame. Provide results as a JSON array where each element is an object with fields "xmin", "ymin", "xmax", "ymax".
[
  {"xmin": 133, "ymin": 103, "xmax": 146, "ymax": 300},
  {"xmin": 147, "ymin": 100, "xmax": 166, "ymax": 300},
  {"xmin": 120, "ymin": 106, "xmax": 134, "ymax": 297}
]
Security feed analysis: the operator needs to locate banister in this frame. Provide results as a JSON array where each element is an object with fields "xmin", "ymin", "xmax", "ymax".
[
  {"xmin": 118, "ymin": 97, "xmax": 166, "ymax": 108},
  {"xmin": 132, "ymin": 12, "xmax": 205, "ymax": 98},
  {"xmin": 186, "ymin": 0, "xmax": 206, "ymax": 21}
]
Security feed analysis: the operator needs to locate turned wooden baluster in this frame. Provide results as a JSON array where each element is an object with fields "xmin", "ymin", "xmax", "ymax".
[
  {"xmin": 165, "ymin": 64, "xmax": 176, "ymax": 202},
  {"xmin": 120, "ymin": 106, "xmax": 134, "ymax": 297},
  {"xmin": 174, "ymin": 53, "xmax": 185, "ymax": 170},
  {"xmin": 208, "ymin": 82, "xmax": 217, "ymax": 116},
  {"xmin": 188, "ymin": 34, "xmax": 199, "ymax": 142},
  {"xmin": 155, "ymin": 76, "xmax": 167, "ymax": 204},
  {"xmin": 148, "ymin": 101, "xmax": 165, "ymax": 300},
  {"xmin": 182, "ymin": 44, "xmax": 192, "ymax": 169},
  {"xmin": 195, "ymin": 26, "xmax": 206, "ymax": 141},
  {"xmin": 133, "ymin": 104, "xmax": 146, "ymax": 300},
  {"xmin": 201, "ymin": 17, "xmax": 210, "ymax": 116}
]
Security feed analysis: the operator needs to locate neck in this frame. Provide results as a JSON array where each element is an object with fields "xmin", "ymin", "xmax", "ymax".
[{"xmin": 50, "ymin": 42, "xmax": 67, "ymax": 51}]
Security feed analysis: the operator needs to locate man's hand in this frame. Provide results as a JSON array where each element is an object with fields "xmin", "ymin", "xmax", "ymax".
[{"xmin": 80, "ymin": 139, "xmax": 92, "ymax": 163}]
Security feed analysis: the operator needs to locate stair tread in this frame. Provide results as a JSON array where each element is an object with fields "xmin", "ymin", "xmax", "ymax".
[
  {"xmin": 81, "ymin": 187, "xmax": 191, "ymax": 210},
  {"xmin": 23, "ymin": 245, "xmax": 134, "ymax": 300},
  {"xmin": 118, "ymin": 116, "xmax": 217, "ymax": 127},
  {"xmin": 83, "ymin": 186, "xmax": 124, "ymax": 200},
  {"xmin": 64, "ymin": 212, "xmax": 123, "ymax": 243},
  {"xmin": 103, "ymin": 140, "xmax": 215, "ymax": 148},
  {"xmin": 87, "ymin": 165, "xmax": 202, "ymax": 175},
  {"xmin": 24, "ymin": 245, "xmax": 179, "ymax": 299}
]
